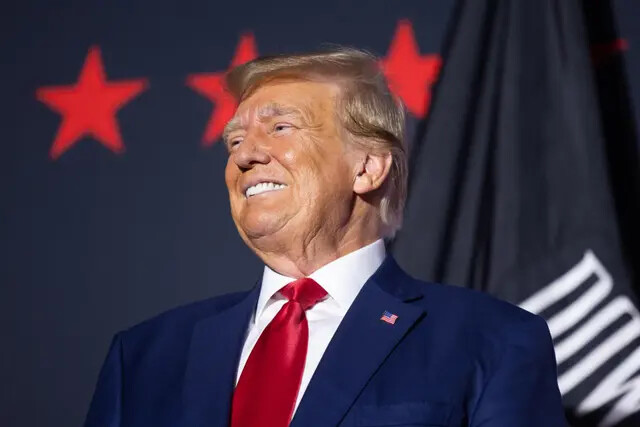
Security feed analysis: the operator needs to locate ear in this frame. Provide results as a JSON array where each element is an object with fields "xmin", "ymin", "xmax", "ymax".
[{"xmin": 353, "ymin": 152, "xmax": 393, "ymax": 195}]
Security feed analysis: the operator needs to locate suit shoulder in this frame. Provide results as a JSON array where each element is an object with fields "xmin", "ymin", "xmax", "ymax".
[
  {"xmin": 409, "ymin": 278, "xmax": 553, "ymax": 362},
  {"xmin": 412, "ymin": 277, "xmax": 548, "ymax": 335},
  {"xmin": 382, "ymin": 258, "xmax": 541, "ymax": 328}
]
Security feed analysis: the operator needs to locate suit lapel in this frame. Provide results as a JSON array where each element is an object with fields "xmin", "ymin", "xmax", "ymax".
[
  {"xmin": 180, "ymin": 286, "xmax": 259, "ymax": 427},
  {"xmin": 291, "ymin": 257, "xmax": 426, "ymax": 427}
]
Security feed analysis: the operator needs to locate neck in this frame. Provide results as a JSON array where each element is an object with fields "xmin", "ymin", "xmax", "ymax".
[{"xmin": 248, "ymin": 213, "xmax": 384, "ymax": 278}]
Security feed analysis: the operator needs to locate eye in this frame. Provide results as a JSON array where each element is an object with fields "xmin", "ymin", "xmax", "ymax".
[
  {"xmin": 273, "ymin": 123, "xmax": 294, "ymax": 133},
  {"xmin": 227, "ymin": 137, "xmax": 243, "ymax": 151}
]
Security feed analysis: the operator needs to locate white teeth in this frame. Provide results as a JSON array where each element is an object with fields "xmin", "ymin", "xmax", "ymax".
[{"xmin": 245, "ymin": 182, "xmax": 287, "ymax": 197}]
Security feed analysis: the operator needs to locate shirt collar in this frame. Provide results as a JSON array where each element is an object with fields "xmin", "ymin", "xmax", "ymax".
[{"xmin": 256, "ymin": 239, "xmax": 386, "ymax": 319}]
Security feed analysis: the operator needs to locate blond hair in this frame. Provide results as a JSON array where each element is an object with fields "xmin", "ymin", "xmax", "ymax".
[{"xmin": 226, "ymin": 47, "xmax": 407, "ymax": 237}]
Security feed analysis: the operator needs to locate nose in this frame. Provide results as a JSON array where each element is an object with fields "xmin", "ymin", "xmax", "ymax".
[{"xmin": 232, "ymin": 134, "xmax": 270, "ymax": 170}]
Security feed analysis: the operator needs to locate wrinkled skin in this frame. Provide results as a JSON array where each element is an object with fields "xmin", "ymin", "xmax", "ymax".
[{"xmin": 224, "ymin": 80, "xmax": 391, "ymax": 277}]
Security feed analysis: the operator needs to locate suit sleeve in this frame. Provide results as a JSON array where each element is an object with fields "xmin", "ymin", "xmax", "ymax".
[
  {"xmin": 470, "ymin": 315, "xmax": 567, "ymax": 427},
  {"xmin": 84, "ymin": 333, "xmax": 124, "ymax": 427}
]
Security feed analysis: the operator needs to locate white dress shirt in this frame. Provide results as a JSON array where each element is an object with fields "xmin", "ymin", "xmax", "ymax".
[{"xmin": 235, "ymin": 239, "xmax": 386, "ymax": 414}]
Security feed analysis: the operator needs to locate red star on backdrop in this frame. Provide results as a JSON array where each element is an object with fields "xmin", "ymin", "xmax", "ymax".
[
  {"xmin": 36, "ymin": 46, "xmax": 148, "ymax": 159},
  {"xmin": 187, "ymin": 33, "xmax": 257, "ymax": 146},
  {"xmin": 381, "ymin": 20, "xmax": 442, "ymax": 118}
]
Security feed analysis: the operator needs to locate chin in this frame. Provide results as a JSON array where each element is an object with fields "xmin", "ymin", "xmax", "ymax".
[{"xmin": 237, "ymin": 212, "xmax": 289, "ymax": 240}]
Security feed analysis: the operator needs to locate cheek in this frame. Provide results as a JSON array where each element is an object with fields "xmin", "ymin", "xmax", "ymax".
[
  {"xmin": 281, "ymin": 147, "xmax": 296, "ymax": 165},
  {"xmin": 224, "ymin": 159, "xmax": 237, "ymax": 190},
  {"xmin": 280, "ymin": 136, "xmax": 347, "ymax": 195},
  {"xmin": 281, "ymin": 146, "xmax": 320, "ymax": 186}
]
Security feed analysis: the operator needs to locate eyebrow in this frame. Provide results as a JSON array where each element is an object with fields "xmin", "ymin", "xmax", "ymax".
[
  {"xmin": 222, "ymin": 102, "xmax": 315, "ymax": 145},
  {"xmin": 256, "ymin": 103, "xmax": 309, "ymax": 123}
]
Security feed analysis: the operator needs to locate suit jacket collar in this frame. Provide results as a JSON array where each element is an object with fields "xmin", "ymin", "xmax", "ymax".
[
  {"xmin": 181, "ymin": 284, "xmax": 260, "ymax": 427},
  {"xmin": 291, "ymin": 256, "xmax": 426, "ymax": 426},
  {"xmin": 180, "ymin": 256, "xmax": 425, "ymax": 426},
  {"xmin": 369, "ymin": 255, "xmax": 424, "ymax": 302}
]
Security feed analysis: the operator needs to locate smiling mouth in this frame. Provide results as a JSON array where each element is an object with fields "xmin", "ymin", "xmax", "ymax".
[{"xmin": 245, "ymin": 182, "xmax": 288, "ymax": 198}]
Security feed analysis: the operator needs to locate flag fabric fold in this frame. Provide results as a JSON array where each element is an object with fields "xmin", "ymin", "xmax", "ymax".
[{"xmin": 392, "ymin": 0, "xmax": 640, "ymax": 425}]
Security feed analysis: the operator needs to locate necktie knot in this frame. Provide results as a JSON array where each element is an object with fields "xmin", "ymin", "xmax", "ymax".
[{"xmin": 280, "ymin": 277, "xmax": 327, "ymax": 311}]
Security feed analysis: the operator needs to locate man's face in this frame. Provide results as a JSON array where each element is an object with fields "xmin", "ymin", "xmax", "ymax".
[{"xmin": 224, "ymin": 80, "xmax": 359, "ymax": 248}]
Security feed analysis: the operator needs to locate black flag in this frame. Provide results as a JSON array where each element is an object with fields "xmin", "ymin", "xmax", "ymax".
[{"xmin": 392, "ymin": 0, "xmax": 640, "ymax": 425}]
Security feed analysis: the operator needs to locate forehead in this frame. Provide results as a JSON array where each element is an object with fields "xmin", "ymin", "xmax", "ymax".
[{"xmin": 233, "ymin": 80, "xmax": 339, "ymax": 125}]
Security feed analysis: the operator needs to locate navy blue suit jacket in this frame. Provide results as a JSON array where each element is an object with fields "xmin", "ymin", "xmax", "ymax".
[{"xmin": 85, "ymin": 257, "xmax": 566, "ymax": 426}]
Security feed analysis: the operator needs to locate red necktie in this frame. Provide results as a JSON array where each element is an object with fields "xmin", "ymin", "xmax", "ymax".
[{"xmin": 231, "ymin": 278, "xmax": 327, "ymax": 427}]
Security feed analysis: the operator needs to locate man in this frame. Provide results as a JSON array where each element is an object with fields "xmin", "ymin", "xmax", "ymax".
[{"xmin": 85, "ymin": 48, "xmax": 566, "ymax": 426}]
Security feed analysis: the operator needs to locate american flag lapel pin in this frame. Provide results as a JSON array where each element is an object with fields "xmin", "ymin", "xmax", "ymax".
[{"xmin": 380, "ymin": 310, "xmax": 398, "ymax": 325}]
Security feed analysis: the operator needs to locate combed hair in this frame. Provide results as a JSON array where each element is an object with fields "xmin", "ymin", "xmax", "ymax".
[{"xmin": 225, "ymin": 47, "xmax": 407, "ymax": 237}]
